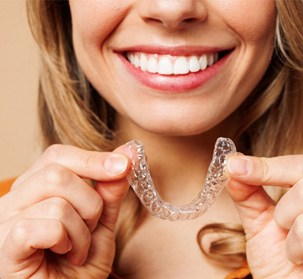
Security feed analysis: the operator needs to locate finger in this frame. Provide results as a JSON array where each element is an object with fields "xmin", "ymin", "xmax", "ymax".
[
  {"xmin": 286, "ymin": 213, "xmax": 303, "ymax": 265},
  {"xmin": 83, "ymin": 179, "xmax": 130, "ymax": 272},
  {"xmin": 0, "ymin": 165, "xmax": 103, "ymax": 231},
  {"xmin": 93, "ymin": 142, "xmax": 133, "ymax": 231},
  {"xmin": 83, "ymin": 145, "xmax": 132, "ymax": 266},
  {"xmin": 13, "ymin": 143, "xmax": 131, "ymax": 189},
  {"xmin": 226, "ymin": 154, "xmax": 303, "ymax": 187},
  {"xmin": 19, "ymin": 197, "xmax": 92, "ymax": 265},
  {"xmin": 1, "ymin": 219, "xmax": 71, "ymax": 263},
  {"xmin": 274, "ymin": 178, "xmax": 303, "ymax": 230},
  {"xmin": 95, "ymin": 178, "xmax": 130, "ymax": 231},
  {"xmin": 227, "ymin": 178, "xmax": 275, "ymax": 239}
]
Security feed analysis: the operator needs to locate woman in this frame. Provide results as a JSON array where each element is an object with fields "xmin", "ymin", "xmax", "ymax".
[{"xmin": 0, "ymin": 0, "xmax": 303, "ymax": 278}]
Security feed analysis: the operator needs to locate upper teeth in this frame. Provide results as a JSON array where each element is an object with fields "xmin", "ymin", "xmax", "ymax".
[{"xmin": 127, "ymin": 52, "xmax": 218, "ymax": 75}]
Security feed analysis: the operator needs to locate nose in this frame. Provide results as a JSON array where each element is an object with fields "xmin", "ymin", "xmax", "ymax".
[{"xmin": 138, "ymin": 0, "xmax": 207, "ymax": 30}]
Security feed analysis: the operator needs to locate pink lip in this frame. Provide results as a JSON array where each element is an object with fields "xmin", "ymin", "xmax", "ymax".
[{"xmin": 116, "ymin": 46, "xmax": 232, "ymax": 92}]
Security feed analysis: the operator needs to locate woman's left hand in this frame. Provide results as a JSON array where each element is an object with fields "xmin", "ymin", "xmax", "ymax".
[{"xmin": 226, "ymin": 154, "xmax": 303, "ymax": 279}]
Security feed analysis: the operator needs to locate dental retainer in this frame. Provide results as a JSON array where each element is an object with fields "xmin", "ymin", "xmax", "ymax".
[{"xmin": 127, "ymin": 137, "xmax": 236, "ymax": 221}]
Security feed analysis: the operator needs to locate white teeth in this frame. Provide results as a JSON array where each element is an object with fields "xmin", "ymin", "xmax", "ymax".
[
  {"xmin": 199, "ymin": 55, "xmax": 207, "ymax": 70},
  {"xmin": 140, "ymin": 54, "xmax": 148, "ymax": 71},
  {"xmin": 207, "ymin": 54, "xmax": 214, "ymax": 66},
  {"xmin": 188, "ymin": 56, "xmax": 200, "ymax": 73},
  {"xmin": 147, "ymin": 56, "xmax": 158, "ymax": 73},
  {"xmin": 158, "ymin": 56, "xmax": 173, "ymax": 75},
  {"xmin": 127, "ymin": 52, "xmax": 219, "ymax": 75},
  {"xmin": 174, "ymin": 57, "xmax": 189, "ymax": 75},
  {"xmin": 134, "ymin": 55, "xmax": 140, "ymax": 67},
  {"xmin": 207, "ymin": 53, "xmax": 219, "ymax": 66}
]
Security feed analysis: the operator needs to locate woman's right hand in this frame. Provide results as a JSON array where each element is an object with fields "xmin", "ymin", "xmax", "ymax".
[{"xmin": 0, "ymin": 143, "xmax": 132, "ymax": 278}]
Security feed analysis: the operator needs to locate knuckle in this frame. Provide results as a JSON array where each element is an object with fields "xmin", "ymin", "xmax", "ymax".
[
  {"xmin": 11, "ymin": 220, "xmax": 31, "ymax": 243},
  {"xmin": 88, "ymin": 197, "xmax": 103, "ymax": 222},
  {"xmin": 259, "ymin": 157, "xmax": 271, "ymax": 184},
  {"xmin": 51, "ymin": 221, "xmax": 66, "ymax": 240},
  {"xmin": 76, "ymin": 195, "xmax": 103, "ymax": 231},
  {"xmin": 44, "ymin": 164, "xmax": 72, "ymax": 186},
  {"xmin": 44, "ymin": 144, "xmax": 64, "ymax": 162},
  {"xmin": 82, "ymin": 152, "xmax": 97, "ymax": 173},
  {"xmin": 44, "ymin": 197, "xmax": 72, "ymax": 220}
]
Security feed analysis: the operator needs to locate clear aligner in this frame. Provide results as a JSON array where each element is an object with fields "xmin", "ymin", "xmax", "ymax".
[{"xmin": 127, "ymin": 138, "xmax": 236, "ymax": 221}]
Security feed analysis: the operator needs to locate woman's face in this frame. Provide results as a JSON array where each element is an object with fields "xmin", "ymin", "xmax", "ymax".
[{"xmin": 69, "ymin": 0, "xmax": 276, "ymax": 136}]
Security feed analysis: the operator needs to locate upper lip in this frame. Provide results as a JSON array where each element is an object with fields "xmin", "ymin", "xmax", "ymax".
[{"xmin": 114, "ymin": 45, "xmax": 233, "ymax": 56}]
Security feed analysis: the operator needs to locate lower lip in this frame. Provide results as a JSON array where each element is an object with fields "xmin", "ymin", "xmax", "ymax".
[{"xmin": 118, "ymin": 52, "xmax": 231, "ymax": 92}]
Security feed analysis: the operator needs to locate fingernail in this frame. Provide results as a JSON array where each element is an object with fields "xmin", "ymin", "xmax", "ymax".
[
  {"xmin": 104, "ymin": 154, "xmax": 129, "ymax": 175},
  {"xmin": 227, "ymin": 157, "xmax": 252, "ymax": 176}
]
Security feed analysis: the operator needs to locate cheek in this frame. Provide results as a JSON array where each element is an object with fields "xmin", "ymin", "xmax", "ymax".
[
  {"xmin": 70, "ymin": 1, "xmax": 130, "ymax": 53},
  {"xmin": 69, "ymin": 0, "xmax": 133, "ymax": 99},
  {"xmin": 213, "ymin": 0, "xmax": 276, "ymax": 42}
]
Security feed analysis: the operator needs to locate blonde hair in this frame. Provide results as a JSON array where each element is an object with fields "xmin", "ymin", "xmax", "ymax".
[
  {"xmin": 27, "ymin": 1, "xmax": 114, "ymax": 151},
  {"xmin": 27, "ymin": 0, "xmax": 303, "ymax": 270}
]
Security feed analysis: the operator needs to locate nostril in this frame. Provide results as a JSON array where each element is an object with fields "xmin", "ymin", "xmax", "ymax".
[
  {"xmin": 145, "ymin": 17, "xmax": 164, "ymax": 25},
  {"xmin": 138, "ymin": 1, "xmax": 208, "ymax": 30},
  {"xmin": 144, "ymin": 16, "xmax": 204, "ymax": 30},
  {"xmin": 183, "ymin": 18, "xmax": 199, "ymax": 24}
]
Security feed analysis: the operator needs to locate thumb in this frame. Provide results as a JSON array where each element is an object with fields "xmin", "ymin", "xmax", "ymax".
[
  {"xmin": 95, "ymin": 143, "xmax": 133, "ymax": 231},
  {"xmin": 226, "ymin": 155, "xmax": 276, "ymax": 239}
]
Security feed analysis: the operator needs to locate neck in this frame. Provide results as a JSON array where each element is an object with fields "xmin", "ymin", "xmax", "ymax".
[{"xmin": 115, "ymin": 116, "xmax": 236, "ymax": 204}]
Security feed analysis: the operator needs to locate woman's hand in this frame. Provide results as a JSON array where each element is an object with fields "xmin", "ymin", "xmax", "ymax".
[
  {"xmin": 226, "ymin": 154, "xmax": 303, "ymax": 279},
  {"xmin": 0, "ymin": 143, "xmax": 132, "ymax": 278}
]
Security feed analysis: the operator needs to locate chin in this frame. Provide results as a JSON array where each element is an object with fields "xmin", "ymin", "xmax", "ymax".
[
  {"xmin": 135, "ymin": 118, "xmax": 217, "ymax": 137},
  {"xmin": 117, "ymin": 106, "xmax": 232, "ymax": 138}
]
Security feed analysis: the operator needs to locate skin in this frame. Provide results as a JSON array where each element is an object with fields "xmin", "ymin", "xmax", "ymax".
[
  {"xmin": 70, "ymin": 0, "xmax": 276, "ymax": 136},
  {"xmin": 226, "ymin": 155, "xmax": 303, "ymax": 278},
  {"xmin": 0, "ymin": 144, "xmax": 132, "ymax": 278},
  {"xmin": 1, "ymin": 0, "xmax": 303, "ymax": 278}
]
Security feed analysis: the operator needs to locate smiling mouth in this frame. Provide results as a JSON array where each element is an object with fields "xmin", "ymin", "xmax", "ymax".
[{"xmin": 125, "ymin": 50, "xmax": 231, "ymax": 76}]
